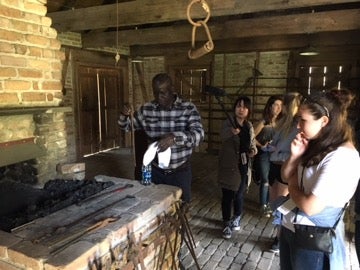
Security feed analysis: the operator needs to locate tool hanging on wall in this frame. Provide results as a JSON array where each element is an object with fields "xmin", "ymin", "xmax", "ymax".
[{"xmin": 186, "ymin": 0, "xmax": 214, "ymax": 59}]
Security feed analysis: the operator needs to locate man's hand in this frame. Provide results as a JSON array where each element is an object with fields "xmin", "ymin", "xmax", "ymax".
[
  {"xmin": 157, "ymin": 134, "xmax": 175, "ymax": 152},
  {"xmin": 121, "ymin": 104, "xmax": 131, "ymax": 116}
]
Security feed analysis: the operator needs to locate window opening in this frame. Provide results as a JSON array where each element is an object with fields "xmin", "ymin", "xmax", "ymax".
[
  {"xmin": 307, "ymin": 66, "xmax": 312, "ymax": 95},
  {"xmin": 301, "ymin": 64, "xmax": 349, "ymax": 95},
  {"xmin": 338, "ymin": 65, "xmax": 343, "ymax": 89},
  {"xmin": 175, "ymin": 68, "xmax": 207, "ymax": 103}
]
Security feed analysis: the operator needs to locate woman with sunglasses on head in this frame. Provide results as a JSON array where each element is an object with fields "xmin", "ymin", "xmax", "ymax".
[{"xmin": 280, "ymin": 89, "xmax": 360, "ymax": 269}]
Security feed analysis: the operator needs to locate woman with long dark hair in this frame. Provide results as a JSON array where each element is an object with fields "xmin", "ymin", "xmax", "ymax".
[
  {"xmin": 253, "ymin": 95, "xmax": 283, "ymax": 217},
  {"xmin": 281, "ymin": 90, "xmax": 360, "ymax": 269}
]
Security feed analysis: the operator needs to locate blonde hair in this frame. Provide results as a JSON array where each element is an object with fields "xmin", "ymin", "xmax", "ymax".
[{"xmin": 276, "ymin": 92, "xmax": 302, "ymax": 136}]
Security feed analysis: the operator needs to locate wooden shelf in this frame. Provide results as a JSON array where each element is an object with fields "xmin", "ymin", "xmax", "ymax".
[{"xmin": 0, "ymin": 106, "xmax": 72, "ymax": 116}]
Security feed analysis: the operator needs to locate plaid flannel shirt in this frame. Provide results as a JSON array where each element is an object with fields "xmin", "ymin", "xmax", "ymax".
[{"xmin": 118, "ymin": 96, "xmax": 204, "ymax": 169}]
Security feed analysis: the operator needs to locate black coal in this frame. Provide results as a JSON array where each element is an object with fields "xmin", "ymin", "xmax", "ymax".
[{"xmin": 0, "ymin": 179, "xmax": 114, "ymax": 232}]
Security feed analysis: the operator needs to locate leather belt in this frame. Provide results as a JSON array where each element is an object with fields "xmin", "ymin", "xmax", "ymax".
[{"xmin": 152, "ymin": 161, "xmax": 190, "ymax": 175}]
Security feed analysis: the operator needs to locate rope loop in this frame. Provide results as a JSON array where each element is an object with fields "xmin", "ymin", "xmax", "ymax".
[
  {"xmin": 188, "ymin": 20, "xmax": 214, "ymax": 59},
  {"xmin": 186, "ymin": 0, "xmax": 210, "ymax": 27}
]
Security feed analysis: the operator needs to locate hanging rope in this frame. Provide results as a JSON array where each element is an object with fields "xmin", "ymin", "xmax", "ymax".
[
  {"xmin": 115, "ymin": 0, "xmax": 120, "ymax": 65},
  {"xmin": 186, "ymin": 0, "xmax": 214, "ymax": 59}
]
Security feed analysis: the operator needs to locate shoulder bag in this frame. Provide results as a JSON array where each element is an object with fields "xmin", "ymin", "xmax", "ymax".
[{"xmin": 293, "ymin": 168, "xmax": 348, "ymax": 254}]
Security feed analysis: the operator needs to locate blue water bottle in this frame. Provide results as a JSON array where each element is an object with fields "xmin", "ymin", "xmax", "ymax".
[{"xmin": 141, "ymin": 164, "xmax": 152, "ymax": 185}]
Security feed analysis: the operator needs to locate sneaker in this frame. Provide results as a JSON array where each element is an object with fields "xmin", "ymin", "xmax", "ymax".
[
  {"xmin": 261, "ymin": 205, "xmax": 272, "ymax": 218},
  {"xmin": 269, "ymin": 237, "xmax": 279, "ymax": 253},
  {"xmin": 266, "ymin": 204, "xmax": 273, "ymax": 214},
  {"xmin": 230, "ymin": 216, "xmax": 241, "ymax": 231},
  {"xmin": 222, "ymin": 225, "xmax": 232, "ymax": 239}
]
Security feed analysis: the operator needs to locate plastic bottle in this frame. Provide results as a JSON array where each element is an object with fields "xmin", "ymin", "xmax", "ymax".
[{"xmin": 141, "ymin": 164, "xmax": 152, "ymax": 185}]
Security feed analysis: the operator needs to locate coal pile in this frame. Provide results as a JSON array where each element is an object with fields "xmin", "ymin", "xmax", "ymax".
[{"xmin": 0, "ymin": 179, "xmax": 114, "ymax": 232}]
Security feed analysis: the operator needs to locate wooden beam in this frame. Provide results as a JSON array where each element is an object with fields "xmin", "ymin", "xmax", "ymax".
[
  {"xmin": 130, "ymin": 31, "xmax": 360, "ymax": 56},
  {"xmin": 48, "ymin": 0, "xmax": 360, "ymax": 32},
  {"xmin": 82, "ymin": 9, "xmax": 360, "ymax": 47}
]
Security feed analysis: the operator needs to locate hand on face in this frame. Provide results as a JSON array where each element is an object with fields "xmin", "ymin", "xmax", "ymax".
[
  {"xmin": 297, "ymin": 107, "xmax": 328, "ymax": 140},
  {"xmin": 290, "ymin": 132, "xmax": 308, "ymax": 158}
]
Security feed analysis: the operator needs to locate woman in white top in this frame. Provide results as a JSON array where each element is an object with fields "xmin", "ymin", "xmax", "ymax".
[{"xmin": 281, "ymin": 89, "xmax": 360, "ymax": 270}]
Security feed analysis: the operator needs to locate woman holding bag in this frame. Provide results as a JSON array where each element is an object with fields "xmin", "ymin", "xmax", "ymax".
[{"xmin": 280, "ymin": 89, "xmax": 360, "ymax": 269}]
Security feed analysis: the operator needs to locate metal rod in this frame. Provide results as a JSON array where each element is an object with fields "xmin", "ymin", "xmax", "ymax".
[{"xmin": 96, "ymin": 73, "xmax": 102, "ymax": 143}]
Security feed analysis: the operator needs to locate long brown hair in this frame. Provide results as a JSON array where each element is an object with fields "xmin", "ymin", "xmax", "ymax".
[
  {"xmin": 301, "ymin": 90, "xmax": 354, "ymax": 167},
  {"xmin": 275, "ymin": 92, "xmax": 302, "ymax": 137},
  {"xmin": 263, "ymin": 95, "xmax": 283, "ymax": 125}
]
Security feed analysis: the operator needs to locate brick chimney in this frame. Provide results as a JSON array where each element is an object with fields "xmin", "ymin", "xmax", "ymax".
[{"xmin": 0, "ymin": 0, "xmax": 72, "ymax": 185}]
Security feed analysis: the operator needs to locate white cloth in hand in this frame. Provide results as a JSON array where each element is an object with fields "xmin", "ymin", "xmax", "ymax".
[
  {"xmin": 158, "ymin": 147, "xmax": 171, "ymax": 168},
  {"xmin": 142, "ymin": 141, "xmax": 172, "ymax": 168},
  {"xmin": 142, "ymin": 142, "xmax": 158, "ymax": 166}
]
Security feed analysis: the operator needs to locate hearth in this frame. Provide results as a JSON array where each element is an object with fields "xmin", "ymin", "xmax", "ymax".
[
  {"xmin": 0, "ymin": 176, "xmax": 182, "ymax": 270},
  {"xmin": 0, "ymin": 177, "xmax": 115, "ymax": 232}
]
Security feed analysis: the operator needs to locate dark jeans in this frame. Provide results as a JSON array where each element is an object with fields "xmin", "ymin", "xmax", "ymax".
[
  {"xmin": 280, "ymin": 226, "xmax": 329, "ymax": 270},
  {"xmin": 356, "ymin": 220, "xmax": 360, "ymax": 265},
  {"xmin": 269, "ymin": 162, "xmax": 283, "ymax": 186},
  {"xmin": 254, "ymin": 151, "xmax": 271, "ymax": 205},
  {"xmin": 221, "ymin": 163, "xmax": 248, "ymax": 222},
  {"xmin": 355, "ymin": 182, "xmax": 360, "ymax": 265},
  {"xmin": 152, "ymin": 164, "xmax": 192, "ymax": 203}
]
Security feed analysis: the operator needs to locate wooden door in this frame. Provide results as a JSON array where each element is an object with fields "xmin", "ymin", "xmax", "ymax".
[
  {"xmin": 78, "ymin": 66, "xmax": 123, "ymax": 157},
  {"xmin": 172, "ymin": 68, "xmax": 210, "ymax": 151}
]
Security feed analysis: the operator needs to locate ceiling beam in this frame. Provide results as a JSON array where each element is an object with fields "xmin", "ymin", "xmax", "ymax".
[
  {"xmin": 130, "ymin": 31, "xmax": 360, "ymax": 56},
  {"xmin": 81, "ymin": 9, "xmax": 360, "ymax": 48},
  {"xmin": 48, "ymin": 0, "xmax": 360, "ymax": 32}
]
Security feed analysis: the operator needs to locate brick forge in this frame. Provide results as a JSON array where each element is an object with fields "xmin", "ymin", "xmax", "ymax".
[
  {"xmin": 0, "ymin": 177, "xmax": 183, "ymax": 270},
  {"xmin": 0, "ymin": 0, "xmax": 76, "ymax": 185}
]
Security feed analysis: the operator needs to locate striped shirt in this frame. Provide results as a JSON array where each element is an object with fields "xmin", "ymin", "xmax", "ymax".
[{"xmin": 118, "ymin": 96, "xmax": 204, "ymax": 169}]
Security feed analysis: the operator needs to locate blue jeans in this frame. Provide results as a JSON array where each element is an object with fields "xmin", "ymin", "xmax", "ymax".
[
  {"xmin": 280, "ymin": 226, "xmax": 329, "ymax": 270},
  {"xmin": 254, "ymin": 151, "xmax": 271, "ymax": 205}
]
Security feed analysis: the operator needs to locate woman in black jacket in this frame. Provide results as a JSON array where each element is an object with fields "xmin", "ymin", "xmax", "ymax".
[{"xmin": 218, "ymin": 96, "xmax": 257, "ymax": 239}]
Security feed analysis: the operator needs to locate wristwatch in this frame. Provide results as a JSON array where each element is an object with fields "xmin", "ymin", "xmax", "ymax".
[{"xmin": 173, "ymin": 136, "xmax": 181, "ymax": 145}]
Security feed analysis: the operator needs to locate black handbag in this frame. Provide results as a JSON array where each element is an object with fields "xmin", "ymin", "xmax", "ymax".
[
  {"xmin": 294, "ymin": 218, "xmax": 336, "ymax": 253},
  {"xmin": 293, "ymin": 168, "xmax": 347, "ymax": 254}
]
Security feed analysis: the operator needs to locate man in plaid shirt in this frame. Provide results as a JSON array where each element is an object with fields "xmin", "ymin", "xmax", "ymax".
[{"xmin": 118, "ymin": 73, "xmax": 204, "ymax": 203}]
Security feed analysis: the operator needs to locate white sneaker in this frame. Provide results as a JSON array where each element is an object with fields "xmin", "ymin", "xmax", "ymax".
[
  {"xmin": 222, "ymin": 225, "xmax": 232, "ymax": 239},
  {"xmin": 269, "ymin": 237, "xmax": 280, "ymax": 253},
  {"xmin": 230, "ymin": 216, "xmax": 241, "ymax": 231}
]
